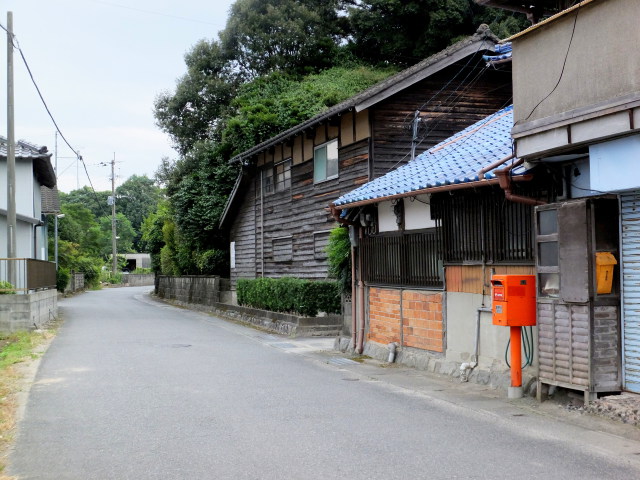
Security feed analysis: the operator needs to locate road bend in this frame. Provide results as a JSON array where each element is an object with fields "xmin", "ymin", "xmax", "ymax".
[{"xmin": 7, "ymin": 286, "xmax": 640, "ymax": 479}]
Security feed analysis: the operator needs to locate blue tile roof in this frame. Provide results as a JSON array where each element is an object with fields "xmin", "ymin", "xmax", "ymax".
[{"xmin": 333, "ymin": 105, "xmax": 521, "ymax": 207}]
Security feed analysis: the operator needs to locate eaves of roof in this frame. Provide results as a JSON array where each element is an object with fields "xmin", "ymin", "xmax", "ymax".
[
  {"xmin": 229, "ymin": 25, "xmax": 500, "ymax": 165},
  {"xmin": 0, "ymin": 136, "xmax": 56, "ymax": 188}
]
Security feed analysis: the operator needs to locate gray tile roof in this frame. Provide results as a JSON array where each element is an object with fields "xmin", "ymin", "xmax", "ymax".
[{"xmin": 0, "ymin": 135, "xmax": 57, "ymax": 188}]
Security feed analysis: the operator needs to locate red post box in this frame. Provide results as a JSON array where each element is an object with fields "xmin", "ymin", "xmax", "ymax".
[
  {"xmin": 491, "ymin": 275, "xmax": 536, "ymax": 327},
  {"xmin": 491, "ymin": 274, "xmax": 537, "ymax": 398}
]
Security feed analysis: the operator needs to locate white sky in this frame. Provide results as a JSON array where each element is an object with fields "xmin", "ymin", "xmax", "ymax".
[{"xmin": 0, "ymin": 0, "xmax": 236, "ymax": 193}]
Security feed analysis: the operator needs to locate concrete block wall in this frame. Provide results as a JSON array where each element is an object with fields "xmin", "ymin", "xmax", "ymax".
[
  {"xmin": 65, "ymin": 272, "xmax": 85, "ymax": 293},
  {"xmin": 125, "ymin": 274, "xmax": 155, "ymax": 287},
  {"xmin": 0, "ymin": 289, "xmax": 58, "ymax": 333},
  {"xmin": 368, "ymin": 287, "xmax": 444, "ymax": 353},
  {"xmin": 156, "ymin": 276, "xmax": 220, "ymax": 306}
]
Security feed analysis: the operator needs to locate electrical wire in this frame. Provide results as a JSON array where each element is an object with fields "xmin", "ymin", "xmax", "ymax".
[
  {"xmin": 0, "ymin": 22, "xmax": 110, "ymax": 217},
  {"xmin": 514, "ymin": 3, "xmax": 582, "ymax": 126},
  {"xmin": 505, "ymin": 326, "xmax": 535, "ymax": 369},
  {"xmin": 386, "ymin": 62, "xmax": 493, "ymax": 172},
  {"xmin": 399, "ymin": 41, "xmax": 486, "ymax": 126}
]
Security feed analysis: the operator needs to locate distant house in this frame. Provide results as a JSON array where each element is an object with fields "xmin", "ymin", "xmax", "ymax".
[
  {"xmin": 220, "ymin": 25, "xmax": 513, "ymax": 290},
  {"xmin": 0, "ymin": 137, "xmax": 59, "ymax": 260},
  {"xmin": 330, "ymin": 105, "xmax": 557, "ymax": 378},
  {"xmin": 0, "ymin": 136, "xmax": 59, "ymax": 331}
]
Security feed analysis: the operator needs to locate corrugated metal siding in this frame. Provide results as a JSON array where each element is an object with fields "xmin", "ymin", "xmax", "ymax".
[{"xmin": 621, "ymin": 193, "xmax": 640, "ymax": 393}]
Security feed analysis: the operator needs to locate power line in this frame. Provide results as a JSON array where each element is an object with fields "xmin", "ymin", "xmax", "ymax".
[
  {"xmin": 514, "ymin": 3, "xmax": 582, "ymax": 125},
  {"xmin": 87, "ymin": 0, "xmax": 223, "ymax": 27},
  {"xmin": 0, "ymin": 21, "xmax": 110, "ymax": 217}
]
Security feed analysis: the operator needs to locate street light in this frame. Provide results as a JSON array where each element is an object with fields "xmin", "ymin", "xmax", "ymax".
[{"xmin": 54, "ymin": 213, "xmax": 65, "ymax": 270}]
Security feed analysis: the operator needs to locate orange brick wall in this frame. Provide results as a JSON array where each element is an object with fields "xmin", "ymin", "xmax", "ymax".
[
  {"xmin": 368, "ymin": 288, "xmax": 402, "ymax": 345},
  {"xmin": 368, "ymin": 287, "xmax": 443, "ymax": 353},
  {"xmin": 402, "ymin": 291, "xmax": 443, "ymax": 352}
]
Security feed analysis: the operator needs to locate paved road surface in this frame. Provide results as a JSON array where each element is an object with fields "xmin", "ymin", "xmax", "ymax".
[{"xmin": 8, "ymin": 287, "xmax": 640, "ymax": 479}]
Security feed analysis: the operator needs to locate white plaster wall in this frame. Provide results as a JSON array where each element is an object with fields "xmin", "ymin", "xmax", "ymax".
[
  {"xmin": 16, "ymin": 160, "xmax": 34, "ymax": 217},
  {"xmin": 590, "ymin": 134, "xmax": 640, "ymax": 192},
  {"xmin": 377, "ymin": 201, "xmax": 397, "ymax": 232},
  {"xmin": 445, "ymin": 292, "xmax": 538, "ymax": 371},
  {"xmin": 16, "ymin": 222, "xmax": 34, "ymax": 258},
  {"xmin": 405, "ymin": 195, "xmax": 436, "ymax": 230},
  {"xmin": 378, "ymin": 195, "xmax": 436, "ymax": 233}
]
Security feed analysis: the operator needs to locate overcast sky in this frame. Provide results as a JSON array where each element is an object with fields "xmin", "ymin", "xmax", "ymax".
[{"xmin": 0, "ymin": 0, "xmax": 236, "ymax": 193}]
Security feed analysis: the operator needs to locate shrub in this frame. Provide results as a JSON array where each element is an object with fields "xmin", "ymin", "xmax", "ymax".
[
  {"xmin": 326, "ymin": 225, "xmax": 351, "ymax": 293},
  {"xmin": 237, "ymin": 277, "xmax": 341, "ymax": 317},
  {"xmin": 56, "ymin": 268, "xmax": 70, "ymax": 292},
  {"xmin": 195, "ymin": 249, "xmax": 227, "ymax": 275},
  {"xmin": 131, "ymin": 268, "xmax": 152, "ymax": 274},
  {"xmin": 0, "ymin": 281, "xmax": 16, "ymax": 295}
]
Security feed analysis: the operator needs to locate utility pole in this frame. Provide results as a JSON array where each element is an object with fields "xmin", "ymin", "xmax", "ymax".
[
  {"xmin": 410, "ymin": 110, "xmax": 420, "ymax": 162},
  {"xmin": 6, "ymin": 12, "xmax": 16, "ymax": 286},
  {"xmin": 54, "ymin": 132, "xmax": 58, "ymax": 269},
  {"xmin": 111, "ymin": 153, "xmax": 117, "ymax": 276}
]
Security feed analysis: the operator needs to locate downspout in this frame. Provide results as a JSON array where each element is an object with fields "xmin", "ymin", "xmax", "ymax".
[
  {"xmin": 495, "ymin": 159, "xmax": 547, "ymax": 206},
  {"xmin": 357, "ymin": 227, "xmax": 365, "ymax": 354},
  {"xmin": 330, "ymin": 204, "xmax": 358, "ymax": 350},
  {"xmin": 476, "ymin": 153, "xmax": 515, "ymax": 180},
  {"xmin": 260, "ymin": 171, "xmax": 265, "ymax": 276}
]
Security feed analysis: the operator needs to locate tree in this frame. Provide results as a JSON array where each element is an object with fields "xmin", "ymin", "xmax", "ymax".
[
  {"xmin": 57, "ymin": 203, "xmax": 105, "ymax": 258},
  {"xmin": 346, "ymin": 0, "xmax": 527, "ymax": 67},
  {"xmin": 99, "ymin": 213, "xmax": 136, "ymax": 257},
  {"xmin": 220, "ymin": 0, "xmax": 346, "ymax": 78},
  {"xmin": 60, "ymin": 187, "xmax": 110, "ymax": 221},
  {"xmin": 154, "ymin": 40, "xmax": 238, "ymax": 155},
  {"xmin": 115, "ymin": 175, "xmax": 162, "ymax": 251},
  {"xmin": 140, "ymin": 199, "xmax": 170, "ymax": 273}
]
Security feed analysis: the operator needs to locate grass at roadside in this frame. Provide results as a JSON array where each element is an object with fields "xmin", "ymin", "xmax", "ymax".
[{"xmin": 0, "ymin": 328, "xmax": 56, "ymax": 477}]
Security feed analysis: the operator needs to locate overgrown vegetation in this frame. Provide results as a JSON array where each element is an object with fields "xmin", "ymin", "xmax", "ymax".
[
  {"xmin": 326, "ymin": 225, "xmax": 352, "ymax": 293},
  {"xmin": 0, "ymin": 329, "xmax": 53, "ymax": 472},
  {"xmin": 237, "ymin": 277, "xmax": 341, "ymax": 317},
  {"xmin": 145, "ymin": 0, "xmax": 527, "ymax": 277},
  {"xmin": 0, "ymin": 282, "xmax": 15, "ymax": 295}
]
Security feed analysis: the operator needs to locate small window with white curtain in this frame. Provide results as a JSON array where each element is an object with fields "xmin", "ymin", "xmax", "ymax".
[{"xmin": 314, "ymin": 139, "xmax": 339, "ymax": 183}]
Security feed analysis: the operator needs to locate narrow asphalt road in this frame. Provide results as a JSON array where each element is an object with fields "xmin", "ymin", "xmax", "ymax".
[{"xmin": 8, "ymin": 286, "xmax": 640, "ymax": 479}]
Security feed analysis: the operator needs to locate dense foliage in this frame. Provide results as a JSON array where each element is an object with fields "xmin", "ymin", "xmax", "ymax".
[
  {"xmin": 326, "ymin": 226, "xmax": 352, "ymax": 293},
  {"xmin": 237, "ymin": 277, "xmax": 341, "ymax": 317},
  {"xmin": 149, "ymin": 0, "xmax": 528, "ymax": 278},
  {"xmin": 52, "ymin": 174, "xmax": 162, "ymax": 290}
]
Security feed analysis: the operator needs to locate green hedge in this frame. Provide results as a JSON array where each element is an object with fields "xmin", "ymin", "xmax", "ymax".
[{"xmin": 237, "ymin": 277, "xmax": 341, "ymax": 317}]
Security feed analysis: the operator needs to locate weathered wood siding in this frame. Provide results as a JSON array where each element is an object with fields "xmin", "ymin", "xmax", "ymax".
[
  {"xmin": 230, "ymin": 139, "xmax": 369, "ymax": 286},
  {"xmin": 230, "ymin": 180, "xmax": 257, "ymax": 286},
  {"xmin": 538, "ymin": 302, "xmax": 621, "ymax": 392},
  {"xmin": 445, "ymin": 265, "xmax": 536, "ymax": 295},
  {"xmin": 372, "ymin": 61, "xmax": 512, "ymax": 178}
]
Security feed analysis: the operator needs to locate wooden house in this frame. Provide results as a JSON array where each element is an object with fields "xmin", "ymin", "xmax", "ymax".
[
  {"xmin": 220, "ymin": 25, "xmax": 513, "ymax": 289},
  {"xmin": 330, "ymin": 105, "xmax": 561, "ymax": 380}
]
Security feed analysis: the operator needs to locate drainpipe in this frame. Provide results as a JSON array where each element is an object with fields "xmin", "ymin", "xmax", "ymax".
[
  {"xmin": 495, "ymin": 159, "xmax": 546, "ymax": 206},
  {"xmin": 476, "ymin": 153, "xmax": 515, "ymax": 180},
  {"xmin": 329, "ymin": 204, "xmax": 358, "ymax": 350},
  {"xmin": 356, "ymin": 227, "xmax": 365, "ymax": 354},
  {"xmin": 461, "ymin": 307, "xmax": 492, "ymax": 382}
]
